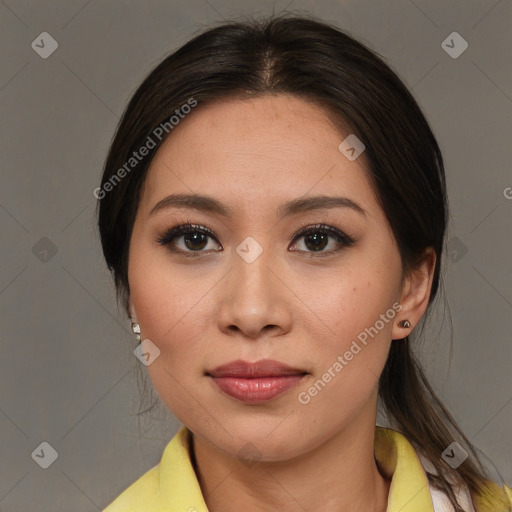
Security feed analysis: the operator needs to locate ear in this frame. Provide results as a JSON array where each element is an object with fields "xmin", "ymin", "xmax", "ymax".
[{"xmin": 392, "ymin": 247, "xmax": 436, "ymax": 340}]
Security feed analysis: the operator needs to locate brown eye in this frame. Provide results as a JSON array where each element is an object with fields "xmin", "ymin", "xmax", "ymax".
[
  {"xmin": 182, "ymin": 231, "xmax": 209, "ymax": 251},
  {"xmin": 290, "ymin": 224, "xmax": 356, "ymax": 255},
  {"xmin": 157, "ymin": 223, "xmax": 220, "ymax": 257},
  {"xmin": 156, "ymin": 222, "xmax": 356, "ymax": 258},
  {"xmin": 303, "ymin": 232, "xmax": 329, "ymax": 252}
]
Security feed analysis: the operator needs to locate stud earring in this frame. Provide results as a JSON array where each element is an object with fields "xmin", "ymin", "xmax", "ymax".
[
  {"xmin": 397, "ymin": 319, "xmax": 411, "ymax": 329},
  {"xmin": 131, "ymin": 321, "xmax": 141, "ymax": 343}
]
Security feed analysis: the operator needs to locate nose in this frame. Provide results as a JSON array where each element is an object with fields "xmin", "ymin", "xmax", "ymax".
[{"xmin": 216, "ymin": 244, "xmax": 292, "ymax": 340}]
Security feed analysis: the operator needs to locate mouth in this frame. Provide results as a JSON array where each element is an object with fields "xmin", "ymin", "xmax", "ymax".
[{"xmin": 205, "ymin": 359, "xmax": 309, "ymax": 403}]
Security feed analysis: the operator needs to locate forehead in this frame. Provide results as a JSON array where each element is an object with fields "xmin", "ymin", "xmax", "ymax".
[{"xmin": 140, "ymin": 94, "xmax": 377, "ymax": 218}]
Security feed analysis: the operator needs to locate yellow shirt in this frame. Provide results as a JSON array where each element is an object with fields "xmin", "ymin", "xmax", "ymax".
[{"xmin": 103, "ymin": 425, "xmax": 512, "ymax": 512}]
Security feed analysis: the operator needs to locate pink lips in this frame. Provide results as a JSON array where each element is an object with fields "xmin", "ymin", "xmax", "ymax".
[{"xmin": 206, "ymin": 359, "xmax": 308, "ymax": 403}]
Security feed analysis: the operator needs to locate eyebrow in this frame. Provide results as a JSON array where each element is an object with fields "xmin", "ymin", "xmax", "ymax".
[{"xmin": 149, "ymin": 193, "xmax": 366, "ymax": 219}]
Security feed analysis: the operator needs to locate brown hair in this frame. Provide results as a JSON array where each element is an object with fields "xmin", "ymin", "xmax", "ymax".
[{"xmin": 97, "ymin": 13, "xmax": 507, "ymax": 511}]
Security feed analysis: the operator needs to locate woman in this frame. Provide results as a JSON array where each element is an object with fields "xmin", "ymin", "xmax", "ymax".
[{"xmin": 97, "ymin": 13, "xmax": 511, "ymax": 512}]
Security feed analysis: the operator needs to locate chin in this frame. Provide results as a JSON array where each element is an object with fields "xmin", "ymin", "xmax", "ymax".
[{"xmin": 203, "ymin": 422, "xmax": 311, "ymax": 462}]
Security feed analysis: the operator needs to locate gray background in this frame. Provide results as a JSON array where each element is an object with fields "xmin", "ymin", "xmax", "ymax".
[{"xmin": 0, "ymin": 0, "xmax": 511, "ymax": 510}]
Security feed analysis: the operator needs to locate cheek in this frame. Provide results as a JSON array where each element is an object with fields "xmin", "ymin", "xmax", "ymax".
[
  {"xmin": 307, "ymin": 262, "xmax": 399, "ymax": 391},
  {"xmin": 128, "ymin": 241, "xmax": 212, "ymax": 345},
  {"xmin": 328, "ymin": 286, "xmax": 395, "ymax": 340},
  {"xmin": 127, "ymin": 250, "xmax": 212, "ymax": 405},
  {"xmin": 317, "ymin": 261, "xmax": 398, "ymax": 341},
  {"xmin": 300, "ymin": 288, "xmax": 394, "ymax": 419},
  {"xmin": 129, "ymin": 258, "xmax": 212, "ymax": 419}
]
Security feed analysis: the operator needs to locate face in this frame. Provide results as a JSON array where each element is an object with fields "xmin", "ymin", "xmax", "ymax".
[{"xmin": 127, "ymin": 94, "xmax": 412, "ymax": 461}]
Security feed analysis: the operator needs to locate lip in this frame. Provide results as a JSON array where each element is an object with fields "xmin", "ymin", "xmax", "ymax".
[
  {"xmin": 207, "ymin": 359, "xmax": 308, "ymax": 378},
  {"xmin": 206, "ymin": 359, "xmax": 308, "ymax": 403}
]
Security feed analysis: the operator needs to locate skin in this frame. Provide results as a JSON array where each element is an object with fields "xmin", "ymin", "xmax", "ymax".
[{"xmin": 127, "ymin": 94, "xmax": 436, "ymax": 512}]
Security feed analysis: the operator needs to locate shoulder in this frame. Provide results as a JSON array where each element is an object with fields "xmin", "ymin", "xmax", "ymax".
[
  {"xmin": 415, "ymin": 445, "xmax": 512, "ymax": 512},
  {"xmin": 376, "ymin": 427, "xmax": 510, "ymax": 512},
  {"xmin": 101, "ymin": 426, "xmax": 206, "ymax": 512},
  {"xmin": 102, "ymin": 464, "xmax": 163, "ymax": 511}
]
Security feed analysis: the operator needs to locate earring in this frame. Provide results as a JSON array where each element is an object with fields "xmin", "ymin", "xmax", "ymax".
[
  {"xmin": 131, "ymin": 321, "xmax": 141, "ymax": 343},
  {"xmin": 397, "ymin": 319, "xmax": 411, "ymax": 329}
]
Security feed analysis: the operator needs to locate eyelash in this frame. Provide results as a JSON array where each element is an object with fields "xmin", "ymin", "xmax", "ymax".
[{"xmin": 156, "ymin": 220, "xmax": 356, "ymax": 258}]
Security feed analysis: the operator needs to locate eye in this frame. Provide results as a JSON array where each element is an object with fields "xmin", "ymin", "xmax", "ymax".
[
  {"xmin": 289, "ymin": 224, "xmax": 356, "ymax": 256},
  {"xmin": 156, "ymin": 222, "xmax": 220, "ymax": 258},
  {"xmin": 156, "ymin": 221, "xmax": 356, "ymax": 258}
]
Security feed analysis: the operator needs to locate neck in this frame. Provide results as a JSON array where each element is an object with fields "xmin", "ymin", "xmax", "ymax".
[{"xmin": 190, "ymin": 398, "xmax": 391, "ymax": 512}]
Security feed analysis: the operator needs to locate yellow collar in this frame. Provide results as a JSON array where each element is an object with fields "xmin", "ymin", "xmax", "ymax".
[
  {"xmin": 103, "ymin": 425, "xmax": 510, "ymax": 511},
  {"xmin": 374, "ymin": 427, "xmax": 434, "ymax": 511}
]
